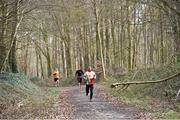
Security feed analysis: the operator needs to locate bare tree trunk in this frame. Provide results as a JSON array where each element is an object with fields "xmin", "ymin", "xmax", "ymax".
[
  {"xmin": 62, "ymin": 41, "xmax": 67, "ymax": 77},
  {"xmin": 127, "ymin": 0, "xmax": 132, "ymax": 70},
  {"xmin": 9, "ymin": 0, "xmax": 19, "ymax": 73},
  {"xmin": 159, "ymin": 10, "xmax": 164, "ymax": 64},
  {"xmin": 111, "ymin": 16, "xmax": 116, "ymax": 68},
  {"xmin": 0, "ymin": 1, "xmax": 7, "ymax": 70},
  {"xmin": 43, "ymin": 30, "xmax": 52, "ymax": 77},
  {"xmin": 105, "ymin": 18, "xmax": 110, "ymax": 68},
  {"xmin": 92, "ymin": 0, "xmax": 106, "ymax": 79},
  {"xmin": 35, "ymin": 48, "xmax": 39, "ymax": 77}
]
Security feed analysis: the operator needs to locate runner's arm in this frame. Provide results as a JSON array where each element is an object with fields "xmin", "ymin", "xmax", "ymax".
[{"xmin": 83, "ymin": 72, "xmax": 87, "ymax": 80}]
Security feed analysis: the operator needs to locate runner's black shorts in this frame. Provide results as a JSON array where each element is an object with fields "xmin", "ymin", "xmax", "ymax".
[
  {"xmin": 77, "ymin": 77, "xmax": 83, "ymax": 83},
  {"xmin": 54, "ymin": 78, "xmax": 59, "ymax": 82}
]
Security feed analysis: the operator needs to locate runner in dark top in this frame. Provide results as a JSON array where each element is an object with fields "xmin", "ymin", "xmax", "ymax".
[{"xmin": 75, "ymin": 69, "xmax": 84, "ymax": 89}]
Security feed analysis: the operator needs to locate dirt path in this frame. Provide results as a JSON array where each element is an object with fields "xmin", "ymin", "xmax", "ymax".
[
  {"xmin": 60, "ymin": 85, "xmax": 145, "ymax": 119},
  {"xmin": 0, "ymin": 86, "xmax": 147, "ymax": 119}
]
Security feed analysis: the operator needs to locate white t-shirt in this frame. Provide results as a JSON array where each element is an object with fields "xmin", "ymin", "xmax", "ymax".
[
  {"xmin": 84, "ymin": 71, "xmax": 96, "ymax": 85},
  {"xmin": 84, "ymin": 71, "xmax": 96, "ymax": 80}
]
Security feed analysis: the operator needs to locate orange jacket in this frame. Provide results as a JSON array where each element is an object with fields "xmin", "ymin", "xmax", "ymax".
[{"xmin": 52, "ymin": 70, "xmax": 60, "ymax": 78}]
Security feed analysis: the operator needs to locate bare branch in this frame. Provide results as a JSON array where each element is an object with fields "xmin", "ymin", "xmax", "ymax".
[{"xmin": 111, "ymin": 72, "xmax": 180, "ymax": 88}]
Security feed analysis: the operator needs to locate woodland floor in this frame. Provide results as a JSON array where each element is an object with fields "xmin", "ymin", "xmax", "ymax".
[
  {"xmin": 0, "ymin": 85, "xmax": 151, "ymax": 119},
  {"xmin": 54, "ymin": 85, "xmax": 150, "ymax": 119}
]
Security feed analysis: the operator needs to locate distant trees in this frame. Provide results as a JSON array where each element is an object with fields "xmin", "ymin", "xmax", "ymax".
[
  {"xmin": 0, "ymin": 0, "xmax": 179, "ymax": 78},
  {"xmin": 158, "ymin": 0, "xmax": 180, "ymax": 62}
]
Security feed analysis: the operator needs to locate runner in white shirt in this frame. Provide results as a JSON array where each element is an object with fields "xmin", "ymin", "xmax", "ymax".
[{"xmin": 84, "ymin": 66, "xmax": 96, "ymax": 102}]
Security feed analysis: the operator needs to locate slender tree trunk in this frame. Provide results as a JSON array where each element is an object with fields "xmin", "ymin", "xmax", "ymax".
[
  {"xmin": 35, "ymin": 48, "xmax": 39, "ymax": 77},
  {"xmin": 127, "ymin": 0, "xmax": 132, "ymax": 70},
  {"xmin": 65, "ymin": 28, "xmax": 72, "ymax": 77},
  {"xmin": 105, "ymin": 18, "xmax": 110, "ymax": 67},
  {"xmin": 111, "ymin": 17, "xmax": 116, "ymax": 68},
  {"xmin": 62, "ymin": 41, "xmax": 67, "ymax": 77},
  {"xmin": 160, "ymin": 10, "xmax": 164, "ymax": 64}
]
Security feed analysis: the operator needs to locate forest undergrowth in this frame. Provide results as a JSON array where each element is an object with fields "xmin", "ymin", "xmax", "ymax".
[
  {"xmin": 0, "ymin": 73, "xmax": 59, "ymax": 119},
  {"xmin": 102, "ymin": 64, "xmax": 180, "ymax": 119}
]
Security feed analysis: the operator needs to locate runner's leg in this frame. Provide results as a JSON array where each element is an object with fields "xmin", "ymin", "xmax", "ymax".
[
  {"xmin": 78, "ymin": 82, "xmax": 80, "ymax": 88},
  {"xmin": 78, "ymin": 78, "xmax": 81, "ymax": 89},
  {"xmin": 54, "ymin": 78, "xmax": 58, "ymax": 87},
  {"xmin": 54, "ymin": 78, "xmax": 56, "ymax": 86},
  {"xmin": 86, "ymin": 84, "xmax": 89, "ymax": 96},
  {"xmin": 90, "ymin": 84, "xmax": 94, "ymax": 101},
  {"xmin": 56, "ymin": 79, "xmax": 59, "ymax": 87},
  {"xmin": 79, "ymin": 79, "xmax": 82, "ymax": 89}
]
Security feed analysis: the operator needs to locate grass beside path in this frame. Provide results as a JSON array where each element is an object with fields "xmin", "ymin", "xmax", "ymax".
[
  {"xmin": 100, "ymin": 64, "xmax": 180, "ymax": 119},
  {"xmin": 0, "ymin": 73, "xmax": 59, "ymax": 119}
]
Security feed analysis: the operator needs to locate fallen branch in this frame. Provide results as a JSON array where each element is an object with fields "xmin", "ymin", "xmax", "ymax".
[{"xmin": 111, "ymin": 72, "xmax": 180, "ymax": 88}]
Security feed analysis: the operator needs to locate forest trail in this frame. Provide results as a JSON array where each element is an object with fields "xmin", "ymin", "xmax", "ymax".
[{"xmin": 57, "ymin": 86, "xmax": 147, "ymax": 119}]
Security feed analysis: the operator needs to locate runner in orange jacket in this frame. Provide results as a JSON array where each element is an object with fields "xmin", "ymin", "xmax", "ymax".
[{"xmin": 52, "ymin": 68, "xmax": 60, "ymax": 87}]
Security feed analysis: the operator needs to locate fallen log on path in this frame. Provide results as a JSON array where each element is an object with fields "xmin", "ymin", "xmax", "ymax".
[{"xmin": 111, "ymin": 72, "xmax": 180, "ymax": 88}]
